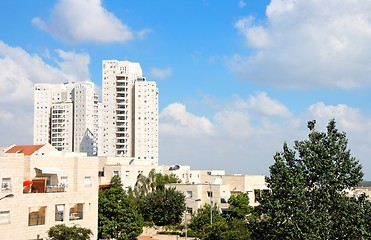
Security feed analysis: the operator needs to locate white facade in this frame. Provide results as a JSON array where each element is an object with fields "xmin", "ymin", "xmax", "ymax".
[
  {"xmin": 100, "ymin": 60, "xmax": 158, "ymax": 165},
  {"xmin": 167, "ymin": 174, "xmax": 268, "ymax": 215},
  {"xmin": 51, "ymin": 103, "xmax": 73, "ymax": 152},
  {"xmin": 134, "ymin": 79, "xmax": 159, "ymax": 162},
  {"xmin": 98, "ymin": 158, "xmax": 268, "ymax": 215},
  {"xmin": 0, "ymin": 145, "xmax": 98, "ymax": 240},
  {"xmin": 34, "ymin": 82, "xmax": 98, "ymax": 156}
]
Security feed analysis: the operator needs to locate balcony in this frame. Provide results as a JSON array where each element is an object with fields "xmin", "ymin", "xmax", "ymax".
[
  {"xmin": 24, "ymin": 184, "xmax": 66, "ymax": 194},
  {"xmin": 116, "ymin": 95, "xmax": 126, "ymax": 99},
  {"xmin": 116, "ymin": 111, "xmax": 127, "ymax": 116},
  {"xmin": 46, "ymin": 185, "xmax": 66, "ymax": 193},
  {"xmin": 116, "ymin": 76, "xmax": 128, "ymax": 83},
  {"xmin": 23, "ymin": 176, "xmax": 65, "ymax": 194}
]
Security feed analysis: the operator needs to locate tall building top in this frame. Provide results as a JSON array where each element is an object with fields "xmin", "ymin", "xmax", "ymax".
[
  {"xmin": 99, "ymin": 60, "xmax": 158, "ymax": 164},
  {"xmin": 102, "ymin": 60, "xmax": 143, "ymax": 84},
  {"xmin": 33, "ymin": 81, "xmax": 98, "ymax": 156}
]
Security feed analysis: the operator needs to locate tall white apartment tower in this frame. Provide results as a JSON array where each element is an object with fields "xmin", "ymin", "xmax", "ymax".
[
  {"xmin": 33, "ymin": 82, "xmax": 99, "ymax": 155},
  {"xmin": 100, "ymin": 60, "xmax": 158, "ymax": 165}
]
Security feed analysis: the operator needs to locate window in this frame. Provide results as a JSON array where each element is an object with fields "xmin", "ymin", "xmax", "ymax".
[
  {"xmin": 125, "ymin": 171, "xmax": 129, "ymax": 177},
  {"xmin": 113, "ymin": 171, "xmax": 119, "ymax": 177},
  {"xmin": 69, "ymin": 203, "xmax": 84, "ymax": 220},
  {"xmin": 84, "ymin": 176, "xmax": 92, "ymax": 187},
  {"xmin": 186, "ymin": 207, "xmax": 193, "ymax": 214},
  {"xmin": 60, "ymin": 176, "xmax": 68, "ymax": 187},
  {"xmin": 207, "ymin": 191, "xmax": 213, "ymax": 198},
  {"xmin": 1, "ymin": 178, "xmax": 11, "ymax": 190},
  {"xmin": 0, "ymin": 211, "xmax": 10, "ymax": 224},
  {"xmin": 55, "ymin": 204, "xmax": 65, "ymax": 222},
  {"xmin": 28, "ymin": 206, "xmax": 46, "ymax": 226},
  {"xmin": 46, "ymin": 176, "xmax": 51, "ymax": 187},
  {"xmin": 186, "ymin": 191, "xmax": 193, "ymax": 198}
]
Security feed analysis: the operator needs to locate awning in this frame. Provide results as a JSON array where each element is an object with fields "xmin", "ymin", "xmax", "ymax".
[
  {"xmin": 34, "ymin": 167, "xmax": 62, "ymax": 175},
  {"xmin": 23, "ymin": 180, "xmax": 33, "ymax": 187},
  {"xmin": 56, "ymin": 205, "xmax": 65, "ymax": 212}
]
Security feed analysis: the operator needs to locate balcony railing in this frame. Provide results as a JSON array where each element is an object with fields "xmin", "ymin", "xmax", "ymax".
[
  {"xmin": 24, "ymin": 181, "xmax": 66, "ymax": 194},
  {"xmin": 45, "ymin": 185, "xmax": 66, "ymax": 193}
]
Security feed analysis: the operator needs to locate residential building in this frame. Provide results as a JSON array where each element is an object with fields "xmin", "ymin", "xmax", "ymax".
[
  {"xmin": 100, "ymin": 60, "xmax": 158, "ymax": 165},
  {"xmin": 34, "ymin": 82, "xmax": 99, "ymax": 156},
  {"xmin": 166, "ymin": 172, "xmax": 268, "ymax": 215},
  {"xmin": 98, "ymin": 156, "xmax": 162, "ymax": 191},
  {"xmin": 0, "ymin": 144, "xmax": 98, "ymax": 240},
  {"xmin": 98, "ymin": 159, "xmax": 268, "ymax": 214}
]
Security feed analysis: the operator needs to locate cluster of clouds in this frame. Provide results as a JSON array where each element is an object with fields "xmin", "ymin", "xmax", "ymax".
[
  {"xmin": 2, "ymin": 0, "xmax": 371, "ymax": 177},
  {"xmin": 0, "ymin": 0, "xmax": 161, "ymax": 145},
  {"xmin": 230, "ymin": 0, "xmax": 371, "ymax": 89},
  {"xmin": 32, "ymin": 0, "xmax": 133, "ymax": 44},
  {"xmin": 159, "ymin": 97, "xmax": 371, "ymax": 176},
  {"xmin": 0, "ymin": 41, "xmax": 91, "ymax": 144}
]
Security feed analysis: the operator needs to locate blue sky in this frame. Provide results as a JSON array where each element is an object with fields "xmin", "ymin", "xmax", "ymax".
[{"xmin": 2, "ymin": 0, "xmax": 371, "ymax": 179}]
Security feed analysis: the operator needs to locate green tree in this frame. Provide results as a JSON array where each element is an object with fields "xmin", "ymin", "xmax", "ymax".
[
  {"xmin": 155, "ymin": 172, "xmax": 181, "ymax": 190},
  {"xmin": 134, "ymin": 170, "xmax": 153, "ymax": 197},
  {"xmin": 47, "ymin": 224, "xmax": 93, "ymax": 240},
  {"xmin": 228, "ymin": 192, "xmax": 253, "ymax": 220},
  {"xmin": 251, "ymin": 119, "xmax": 371, "ymax": 239},
  {"xmin": 98, "ymin": 176, "xmax": 143, "ymax": 240},
  {"xmin": 188, "ymin": 204, "xmax": 224, "ymax": 238},
  {"xmin": 224, "ymin": 218, "xmax": 251, "ymax": 240},
  {"xmin": 188, "ymin": 203, "xmax": 251, "ymax": 240},
  {"xmin": 142, "ymin": 187, "xmax": 186, "ymax": 226},
  {"xmin": 133, "ymin": 169, "xmax": 181, "ymax": 197}
]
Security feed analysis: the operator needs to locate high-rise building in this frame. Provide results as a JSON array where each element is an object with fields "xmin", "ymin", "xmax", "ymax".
[
  {"xmin": 99, "ymin": 60, "xmax": 158, "ymax": 164},
  {"xmin": 33, "ymin": 82, "xmax": 98, "ymax": 155}
]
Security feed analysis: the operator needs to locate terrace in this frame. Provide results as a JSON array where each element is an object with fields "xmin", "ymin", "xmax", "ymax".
[{"xmin": 23, "ymin": 167, "xmax": 66, "ymax": 194}]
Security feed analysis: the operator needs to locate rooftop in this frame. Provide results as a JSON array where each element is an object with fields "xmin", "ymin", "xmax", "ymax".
[{"xmin": 5, "ymin": 144, "xmax": 45, "ymax": 156}]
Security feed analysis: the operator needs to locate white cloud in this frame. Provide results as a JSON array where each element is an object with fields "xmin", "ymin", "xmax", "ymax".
[
  {"xmin": 55, "ymin": 49, "xmax": 91, "ymax": 82},
  {"xmin": 229, "ymin": 0, "xmax": 371, "ymax": 89},
  {"xmin": 32, "ymin": 0, "xmax": 133, "ymax": 44},
  {"xmin": 136, "ymin": 28, "xmax": 152, "ymax": 39},
  {"xmin": 160, "ymin": 103, "xmax": 214, "ymax": 136},
  {"xmin": 306, "ymin": 102, "xmax": 367, "ymax": 132},
  {"xmin": 159, "ymin": 95, "xmax": 371, "ymax": 178},
  {"xmin": 244, "ymin": 92, "xmax": 291, "ymax": 117},
  {"xmin": 235, "ymin": 17, "xmax": 270, "ymax": 48},
  {"xmin": 239, "ymin": 1, "xmax": 247, "ymax": 8},
  {"xmin": 0, "ymin": 41, "xmax": 91, "ymax": 146},
  {"xmin": 150, "ymin": 67, "xmax": 173, "ymax": 79}
]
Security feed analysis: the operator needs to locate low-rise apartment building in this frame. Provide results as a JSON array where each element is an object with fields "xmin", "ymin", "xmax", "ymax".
[
  {"xmin": 98, "ymin": 159, "xmax": 268, "ymax": 216},
  {"xmin": 166, "ymin": 173, "xmax": 268, "ymax": 216},
  {"xmin": 0, "ymin": 144, "xmax": 98, "ymax": 240}
]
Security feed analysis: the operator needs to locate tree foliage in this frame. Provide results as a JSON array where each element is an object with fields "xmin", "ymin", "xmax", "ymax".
[
  {"xmin": 98, "ymin": 176, "xmax": 143, "ymax": 240},
  {"xmin": 228, "ymin": 192, "xmax": 253, "ymax": 220},
  {"xmin": 133, "ymin": 169, "xmax": 181, "ymax": 197},
  {"xmin": 251, "ymin": 119, "xmax": 371, "ymax": 239},
  {"xmin": 47, "ymin": 224, "xmax": 93, "ymax": 240},
  {"xmin": 155, "ymin": 172, "xmax": 181, "ymax": 190},
  {"xmin": 188, "ymin": 202, "xmax": 251, "ymax": 240},
  {"xmin": 188, "ymin": 204, "xmax": 224, "ymax": 238},
  {"xmin": 141, "ymin": 187, "xmax": 186, "ymax": 226}
]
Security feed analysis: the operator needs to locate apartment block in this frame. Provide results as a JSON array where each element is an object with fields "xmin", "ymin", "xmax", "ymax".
[
  {"xmin": 98, "ymin": 159, "xmax": 268, "ymax": 214},
  {"xmin": 34, "ymin": 82, "xmax": 99, "ymax": 156},
  {"xmin": 100, "ymin": 60, "xmax": 158, "ymax": 164},
  {"xmin": 0, "ymin": 144, "xmax": 98, "ymax": 240},
  {"xmin": 166, "ymin": 171, "xmax": 268, "ymax": 215}
]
